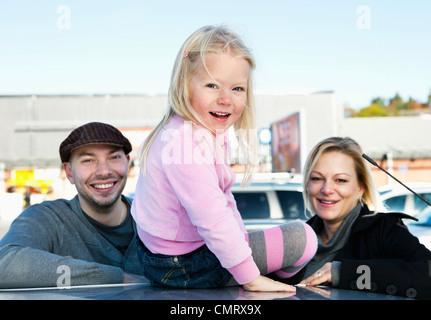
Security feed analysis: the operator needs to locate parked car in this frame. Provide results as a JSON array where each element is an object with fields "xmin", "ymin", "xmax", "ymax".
[
  {"xmin": 408, "ymin": 206, "xmax": 431, "ymax": 250},
  {"xmin": 379, "ymin": 182, "xmax": 431, "ymax": 217},
  {"xmin": 232, "ymin": 173, "xmax": 309, "ymax": 231}
]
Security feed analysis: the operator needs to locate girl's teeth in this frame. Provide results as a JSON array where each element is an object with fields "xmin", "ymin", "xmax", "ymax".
[{"xmin": 210, "ymin": 112, "xmax": 230, "ymax": 118}]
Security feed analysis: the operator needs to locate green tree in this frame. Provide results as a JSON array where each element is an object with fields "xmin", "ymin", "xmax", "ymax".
[
  {"xmin": 352, "ymin": 92, "xmax": 430, "ymax": 117},
  {"xmin": 371, "ymin": 97, "xmax": 385, "ymax": 107},
  {"xmin": 355, "ymin": 103, "xmax": 389, "ymax": 117},
  {"xmin": 402, "ymin": 97, "xmax": 414, "ymax": 111}
]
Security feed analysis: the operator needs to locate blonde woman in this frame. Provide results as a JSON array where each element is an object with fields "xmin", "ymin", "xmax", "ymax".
[
  {"xmin": 131, "ymin": 25, "xmax": 317, "ymax": 292},
  {"xmin": 299, "ymin": 136, "xmax": 431, "ymax": 299}
]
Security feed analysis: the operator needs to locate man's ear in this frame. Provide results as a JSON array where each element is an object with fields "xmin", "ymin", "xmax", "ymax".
[{"xmin": 63, "ymin": 162, "xmax": 74, "ymax": 185}]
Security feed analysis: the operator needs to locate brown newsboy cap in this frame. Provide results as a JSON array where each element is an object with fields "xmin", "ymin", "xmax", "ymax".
[{"xmin": 59, "ymin": 122, "xmax": 132, "ymax": 163}]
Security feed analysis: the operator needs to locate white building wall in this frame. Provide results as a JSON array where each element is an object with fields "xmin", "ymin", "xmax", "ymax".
[
  {"xmin": 1, "ymin": 93, "xmax": 430, "ymax": 170},
  {"xmin": 342, "ymin": 116, "xmax": 431, "ymax": 158}
]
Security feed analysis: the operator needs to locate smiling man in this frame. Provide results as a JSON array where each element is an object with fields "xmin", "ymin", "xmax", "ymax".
[
  {"xmin": 0, "ymin": 122, "xmax": 146, "ymax": 288},
  {"xmin": 61, "ymin": 128, "xmax": 131, "ymax": 227}
]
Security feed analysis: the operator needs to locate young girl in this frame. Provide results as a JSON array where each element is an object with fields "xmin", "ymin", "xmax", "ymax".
[{"xmin": 131, "ymin": 25, "xmax": 317, "ymax": 292}]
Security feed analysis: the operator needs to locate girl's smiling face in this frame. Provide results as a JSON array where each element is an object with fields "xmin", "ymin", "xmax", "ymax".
[
  {"xmin": 188, "ymin": 50, "xmax": 250, "ymax": 133},
  {"xmin": 307, "ymin": 151, "xmax": 364, "ymax": 226}
]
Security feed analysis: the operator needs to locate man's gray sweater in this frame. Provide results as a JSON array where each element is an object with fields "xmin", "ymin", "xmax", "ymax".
[{"xmin": 0, "ymin": 195, "xmax": 144, "ymax": 288}]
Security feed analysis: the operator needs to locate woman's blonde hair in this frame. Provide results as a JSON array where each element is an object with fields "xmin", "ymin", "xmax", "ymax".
[
  {"xmin": 302, "ymin": 136, "xmax": 379, "ymax": 215},
  {"xmin": 139, "ymin": 25, "xmax": 258, "ymax": 184}
]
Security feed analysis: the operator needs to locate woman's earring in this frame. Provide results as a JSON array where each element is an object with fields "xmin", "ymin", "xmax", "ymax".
[{"xmin": 359, "ymin": 196, "xmax": 364, "ymax": 206}]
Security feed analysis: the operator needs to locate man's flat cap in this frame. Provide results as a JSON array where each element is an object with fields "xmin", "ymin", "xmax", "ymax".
[{"xmin": 59, "ymin": 122, "xmax": 132, "ymax": 163}]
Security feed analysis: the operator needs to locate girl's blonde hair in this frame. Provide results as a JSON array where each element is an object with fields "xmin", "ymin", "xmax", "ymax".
[
  {"xmin": 139, "ymin": 25, "xmax": 258, "ymax": 184},
  {"xmin": 302, "ymin": 137, "xmax": 379, "ymax": 215}
]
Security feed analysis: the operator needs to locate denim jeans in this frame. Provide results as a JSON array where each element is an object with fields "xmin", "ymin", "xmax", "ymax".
[{"xmin": 136, "ymin": 238, "xmax": 234, "ymax": 289}]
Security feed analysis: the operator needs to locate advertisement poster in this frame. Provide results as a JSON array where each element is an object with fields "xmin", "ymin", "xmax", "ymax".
[{"xmin": 271, "ymin": 112, "xmax": 302, "ymax": 173}]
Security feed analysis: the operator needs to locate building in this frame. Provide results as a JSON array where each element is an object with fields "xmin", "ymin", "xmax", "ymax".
[{"xmin": 0, "ymin": 92, "xmax": 430, "ymax": 199}]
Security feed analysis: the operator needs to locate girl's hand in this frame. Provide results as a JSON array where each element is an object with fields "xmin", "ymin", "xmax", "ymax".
[
  {"xmin": 243, "ymin": 275, "xmax": 296, "ymax": 292},
  {"xmin": 300, "ymin": 262, "xmax": 332, "ymax": 286}
]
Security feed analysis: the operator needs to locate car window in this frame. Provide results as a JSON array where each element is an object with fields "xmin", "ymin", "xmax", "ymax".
[
  {"xmin": 382, "ymin": 195, "xmax": 407, "ymax": 212},
  {"xmin": 413, "ymin": 209, "xmax": 431, "ymax": 226},
  {"xmin": 233, "ymin": 192, "xmax": 270, "ymax": 219},
  {"xmin": 276, "ymin": 191, "xmax": 308, "ymax": 220},
  {"xmin": 414, "ymin": 193, "xmax": 431, "ymax": 212}
]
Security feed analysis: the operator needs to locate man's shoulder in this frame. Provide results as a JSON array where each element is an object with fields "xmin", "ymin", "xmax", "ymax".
[
  {"xmin": 20, "ymin": 197, "xmax": 77, "ymax": 220},
  {"xmin": 1, "ymin": 198, "xmax": 82, "ymax": 243},
  {"xmin": 28, "ymin": 197, "xmax": 73, "ymax": 209}
]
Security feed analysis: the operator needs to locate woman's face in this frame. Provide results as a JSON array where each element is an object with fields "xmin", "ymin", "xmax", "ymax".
[
  {"xmin": 188, "ymin": 51, "xmax": 249, "ymax": 133},
  {"xmin": 307, "ymin": 151, "xmax": 364, "ymax": 225}
]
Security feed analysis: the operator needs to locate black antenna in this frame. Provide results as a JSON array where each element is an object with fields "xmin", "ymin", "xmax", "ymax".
[{"xmin": 362, "ymin": 153, "xmax": 431, "ymax": 208}]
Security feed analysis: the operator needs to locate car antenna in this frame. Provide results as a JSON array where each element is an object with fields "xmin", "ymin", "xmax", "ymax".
[{"xmin": 362, "ymin": 153, "xmax": 431, "ymax": 208}]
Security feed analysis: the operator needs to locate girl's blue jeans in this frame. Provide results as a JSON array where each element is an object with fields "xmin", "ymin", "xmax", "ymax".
[{"xmin": 136, "ymin": 238, "xmax": 234, "ymax": 288}]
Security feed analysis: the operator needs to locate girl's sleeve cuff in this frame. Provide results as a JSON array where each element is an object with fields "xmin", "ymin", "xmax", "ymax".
[{"xmin": 227, "ymin": 256, "xmax": 260, "ymax": 285}]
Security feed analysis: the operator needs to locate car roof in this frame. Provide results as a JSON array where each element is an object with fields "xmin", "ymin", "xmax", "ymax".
[
  {"xmin": 379, "ymin": 182, "xmax": 431, "ymax": 198},
  {"xmin": 0, "ymin": 282, "xmax": 410, "ymax": 300},
  {"xmin": 233, "ymin": 173, "xmax": 303, "ymax": 190},
  {"xmin": 232, "ymin": 182, "xmax": 303, "ymax": 191}
]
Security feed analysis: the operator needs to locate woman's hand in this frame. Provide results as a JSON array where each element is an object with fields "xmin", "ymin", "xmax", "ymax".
[
  {"xmin": 243, "ymin": 275, "xmax": 296, "ymax": 292},
  {"xmin": 300, "ymin": 262, "xmax": 332, "ymax": 286}
]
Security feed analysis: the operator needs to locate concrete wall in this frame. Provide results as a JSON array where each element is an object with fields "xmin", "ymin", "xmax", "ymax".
[{"xmin": 1, "ymin": 92, "xmax": 430, "ymax": 171}]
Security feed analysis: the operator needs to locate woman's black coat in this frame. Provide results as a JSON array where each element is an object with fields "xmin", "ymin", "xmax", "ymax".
[{"xmin": 305, "ymin": 205, "xmax": 431, "ymax": 299}]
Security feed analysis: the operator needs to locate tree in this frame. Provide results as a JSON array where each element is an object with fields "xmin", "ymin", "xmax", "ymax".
[
  {"xmin": 355, "ymin": 103, "xmax": 388, "ymax": 117},
  {"xmin": 402, "ymin": 97, "xmax": 415, "ymax": 111},
  {"xmin": 371, "ymin": 97, "xmax": 385, "ymax": 107},
  {"xmin": 352, "ymin": 92, "xmax": 429, "ymax": 117}
]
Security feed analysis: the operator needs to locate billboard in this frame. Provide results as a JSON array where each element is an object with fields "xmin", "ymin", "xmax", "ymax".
[{"xmin": 271, "ymin": 112, "xmax": 303, "ymax": 173}]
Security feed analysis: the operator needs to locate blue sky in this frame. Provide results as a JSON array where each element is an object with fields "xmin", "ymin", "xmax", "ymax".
[{"xmin": 0, "ymin": 0, "xmax": 430, "ymax": 109}]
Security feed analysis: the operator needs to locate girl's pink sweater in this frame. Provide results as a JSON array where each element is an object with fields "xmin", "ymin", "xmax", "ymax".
[{"xmin": 131, "ymin": 114, "xmax": 260, "ymax": 284}]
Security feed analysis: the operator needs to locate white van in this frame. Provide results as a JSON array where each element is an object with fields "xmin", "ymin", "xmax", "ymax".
[{"xmin": 232, "ymin": 173, "xmax": 310, "ymax": 231}]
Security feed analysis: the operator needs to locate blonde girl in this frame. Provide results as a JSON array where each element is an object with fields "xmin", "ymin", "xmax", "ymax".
[{"xmin": 132, "ymin": 25, "xmax": 317, "ymax": 292}]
